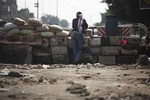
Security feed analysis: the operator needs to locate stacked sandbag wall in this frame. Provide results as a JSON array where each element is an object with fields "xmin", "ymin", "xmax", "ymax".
[
  {"xmin": 0, "ymin": 18, "xmax": 71, "ymax": 64},
  {"xmin": 0, "ymin": 17, "xmax": 140, "ymax": 65},
  {"xmin": 50, "ymin": 29, "xmax": 70, "ymax": 64},
  {"xmin": 89, "ymin": 36, "xmax": 101, "ymax": 63}
]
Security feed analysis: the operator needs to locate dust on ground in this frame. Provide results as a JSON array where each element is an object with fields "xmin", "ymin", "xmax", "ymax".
[{"xmin": 0, "ymin": 63, "xmax": 150, "ymax": 100}]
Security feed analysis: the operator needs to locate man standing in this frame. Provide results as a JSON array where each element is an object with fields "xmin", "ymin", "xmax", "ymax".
[{"xmin": 72, "ymin": 11, "xmax": 88, "ymax": 64}]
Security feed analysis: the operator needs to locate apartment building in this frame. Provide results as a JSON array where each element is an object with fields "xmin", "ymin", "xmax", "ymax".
[{"xmin": 0, "ymin": 0, "xmax": 17, "ymax": 20}]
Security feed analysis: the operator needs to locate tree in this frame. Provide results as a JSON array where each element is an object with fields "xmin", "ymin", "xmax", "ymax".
[
  {"xmin": 59, "ymin": 19, "xmax": 69, "ymax": 27},
  {"xmin": 41, "ymin": 14, "xmax": 69, "ymax": 27},
  {"xmin": 17, "ymin": 8, "xmax": 34, "ymax": 20},
  {"xmin": 41, "ymin": 15, "xmax": 59, "ymax": 25},
  {"xmin": 103, "ymin": 0, "xmax": 150, "ymax": 26}
]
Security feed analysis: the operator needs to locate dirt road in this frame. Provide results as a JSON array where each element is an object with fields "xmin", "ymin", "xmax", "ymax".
[{"xmin": 0, "ymin": 64, "xmax": 150, "ymax": 100}]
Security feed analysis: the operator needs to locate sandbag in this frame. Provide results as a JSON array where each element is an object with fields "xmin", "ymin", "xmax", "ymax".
[
  {"xmin": 28, "ymin": 18, "xmax": 42, "ymax": 27},
  {"xmin": 36, "ymin": 24, "xmax": 49, "ymax": 32},
  {"xmin": 3, "ymin": 22, "xmax": 17, "ymax": 32},
  {"xmin": 0, "ymin": 19, "xmax": 6, "ymax": 27},
  {"xmin": 3, "ymin": 28, "xmax": 20, "ymax": 41},
  {"xmin": 12, "ymin": 17, "xmax": 25, "ymax": 25},
  {"xmin": 18, "ymin": 23, "xmax": 35, "ymax": 30},
  {"xmin": 40, "ymin": 32, "xmax": 54, "ymax": 37},
  {"xmin": 0, "ymin": 27, "xmax": 3, "ymax": 35},
  {"xmin": 56, "ymin": 30, "xmax": 69, "ymax": 36},
  {"xmin": 20, "ymin": 30, "xmax": 34, "ymax": 35},
  {"xmin": 4, "ymin": 28, "xmax": 20, "ymax": 37},
  {"xmin": 19, "ymin": 33, "xmax": 42, "ymax": 43},
  {"xmin": 5, "ymin": 34, "xmax": 20, "ymax": 41},
  {"xmin": 49, "ymin": 25, "xmax": 63, "ymax": 33}
]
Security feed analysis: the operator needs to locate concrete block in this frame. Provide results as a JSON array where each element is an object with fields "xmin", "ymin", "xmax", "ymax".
[
  {"xmin": 89, "ymin": 37, "xmax": 101, "ymax": 47},
  {"xmin": 0, "ymin": 45, "xmax": 32, "ymax": 64},
  {"xmin": 80, "ymin": 54, "xmax": 92, "ymax": 63},
  {"xmin": 67, "ymin": 37, "xmax": 72, "ymax": 49},
  {"xmin": 33, "ymin": 55, "xmax": 52, "ymax": 64},
  {"xmin": 101, "ymin": 46, "xmax": 120, "ymax": 56},
  {"xmin": 33, "ymin": 46, "xmax": 51, "ymax": 56},
  {"xmin": 123, "ymin": 36, "xmax": 140, "ymax": 44},
  {"xmin": 92, "ymin": 55, "xmax": 99, "ymax": 63},
  {"xmin": 99, "ymin": 56, "xmax": 116, "ymax": 65},
  {"xmin": 67, "ymin": 36, "xmax": 90, "ymax": 49},
  {"xmin": 52, "ymin": 54, "xmax": 69, "ymax": 64},
  {"xmin": 117, "ymin": 56, "xmax": 137, "ymax": 64},
  {"xmin": 51, "ymin": 46, "xmax": 68, "ymax": 55},
  {"xmin": 83, "ymin": 36, "xmax": 90, "ymax": 47},
  {"xmin": 50, "ymin": 36, "xmax": 68, "ymax": 46},
  {"xmin": 109, "ymin": 36, "xmax": 122, "ymax": 46},
  {"xmin": 83, "ymin": 47, "xmax": 91, "ymax": 54},
  {"xmin": 121, "ymin": 49, "xmax": 138, "ymax": 55},
  {"xmin": 101, "ymin": 36, "xmax": 110, "ymax": 46},
  {"xmin": 90, "ymin": 47, "xmax": 101, "ymax": 55}
]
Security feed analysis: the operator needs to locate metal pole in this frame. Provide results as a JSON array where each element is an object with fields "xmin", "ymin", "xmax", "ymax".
[
  {"xmin": 25, "ymin": 0, "xmax": 26, "ymax": 8},
  {"xmin": 56, "ymin": 0, "xmax": 58, "ymax": 18},
  {"xmin": 37, "ymin": 0, "xmax": 39, "ymax": 19}
]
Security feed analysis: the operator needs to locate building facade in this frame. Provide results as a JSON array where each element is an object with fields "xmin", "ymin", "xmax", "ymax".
[{"xmin": 0, "ymin": 0, "xmax": 17, "ymax": 20}]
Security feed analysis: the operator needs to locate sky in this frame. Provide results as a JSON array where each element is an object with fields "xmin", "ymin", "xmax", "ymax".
[{"xmin": 17, "ymin": 0, "xmax": 108, "ymax": 27}]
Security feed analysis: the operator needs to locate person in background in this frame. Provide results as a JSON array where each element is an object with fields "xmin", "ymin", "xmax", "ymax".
[{"xmin": 72, "ymin": 11, "xmax": 88, "ymax": 64}]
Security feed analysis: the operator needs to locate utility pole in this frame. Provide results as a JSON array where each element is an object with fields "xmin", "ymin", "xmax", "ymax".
[
  {"xmin": 25, "ymin": 0, "xmax": 26, "ymax": 8},
  {"xmin": 56, "ymin": 0, "xmax": 58, "ymax": 18},
  {"xmin": 35, "ymin": 0, "xmax": 39, "ymax": 19}
]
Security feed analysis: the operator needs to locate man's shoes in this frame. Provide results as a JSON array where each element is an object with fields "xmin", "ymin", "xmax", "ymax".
[{"xmin": 74, "ymin": 58, "xmax": 79, "ymax": 65}]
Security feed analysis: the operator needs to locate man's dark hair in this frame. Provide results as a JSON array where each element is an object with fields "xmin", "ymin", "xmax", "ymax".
[{"xmin": 76, "ymin": 11, "xmax": 82, "ymax": 18}]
